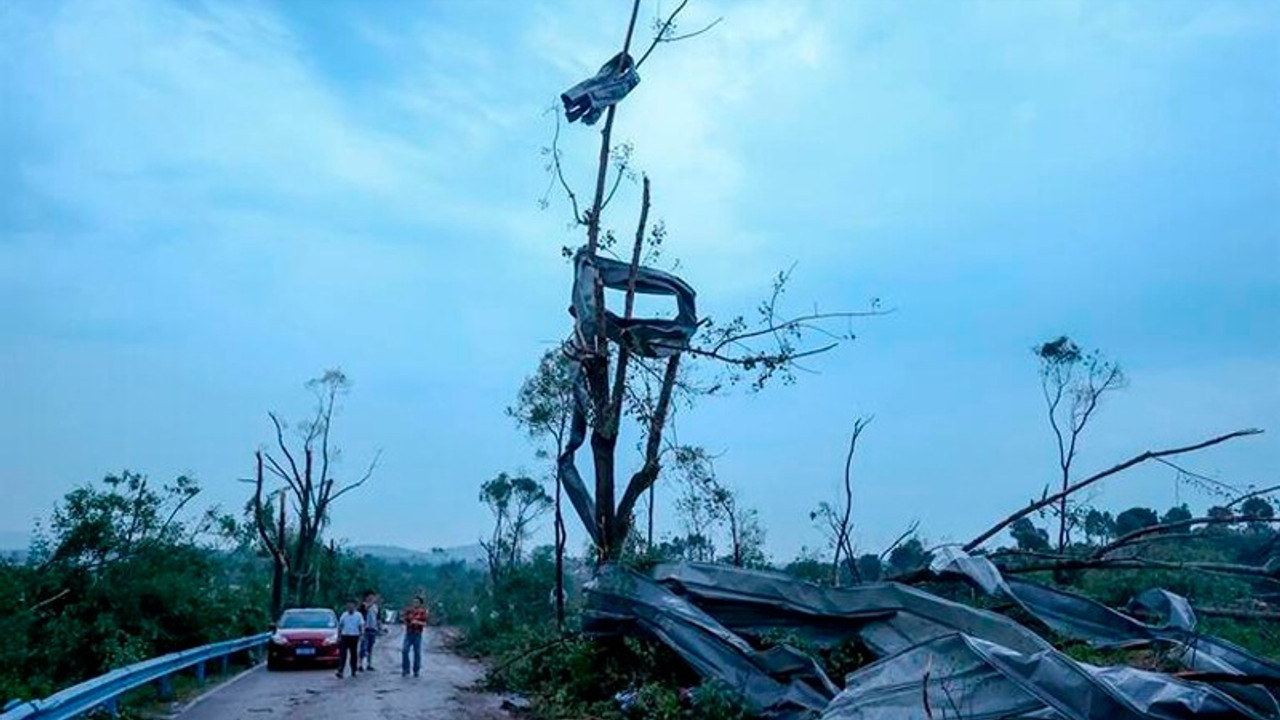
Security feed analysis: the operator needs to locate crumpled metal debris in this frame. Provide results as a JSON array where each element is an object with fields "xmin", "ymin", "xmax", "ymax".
[
  {"xmin": 556, "ymin": 248, "xmax": 699, "ymax": 549},
  {"xmin": 583, "ymin": 558, "xmax": 1280, "ymax": 719},
  {"xmin": 931, "ymin": 547, "xmax": 1280, "ymax": 715},
  {"xmin": 570, "ymin": 248, "xmax": 698, "ymax": 360},
  {"xmin": 562, "ymin": 52, "xmax": 640, "ymax": 125}
]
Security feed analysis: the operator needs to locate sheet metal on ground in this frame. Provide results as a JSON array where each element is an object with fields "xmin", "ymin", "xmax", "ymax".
[{"xmin": 583, "ymin": 559, "xmax": 1277, "ymax": 719}]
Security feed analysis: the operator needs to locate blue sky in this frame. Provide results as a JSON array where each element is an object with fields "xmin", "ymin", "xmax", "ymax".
[{"xmin": 2, "ymin": 0, "xmax": 1276, "ymax": 560}]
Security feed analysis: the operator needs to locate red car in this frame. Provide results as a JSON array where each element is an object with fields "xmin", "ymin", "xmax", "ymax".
[{"xmin": 266, "ymin": 608, "xmax": 341, "ymax": 670}]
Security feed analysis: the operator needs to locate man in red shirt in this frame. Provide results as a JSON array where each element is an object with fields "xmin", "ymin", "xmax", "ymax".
[{"xmin": 401, "ymin": 596, "xmax": 429, "ymax": 677}]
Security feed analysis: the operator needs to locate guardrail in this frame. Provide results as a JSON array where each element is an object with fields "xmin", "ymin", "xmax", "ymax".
[{"xmin": 1, "ymin": 633, "xmax": 271, "ymax": 720}]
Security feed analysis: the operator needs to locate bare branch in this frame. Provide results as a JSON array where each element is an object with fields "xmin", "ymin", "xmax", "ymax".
[
  {"xmin": 329, "ymin": 449, "xmax": 382, "ymax": 504},
  {"xmin": 252, "ymin": 451, "xmax": 281, "ymax": 559},
  {"xmin": 661, "ymin": 17, "xmax": 723, "ymax": 44},
  {"xmin": 545, "ymin": 111, "xmax": 585, "ymax": 225},
  {"xmin": 607, "ymin": 177, "xmax": 652, "ymax": 438},
  {"xmin": 963, "ymin": 428, "xmax": 1264, "ymax": 552},
  {"xmin": 635, "ymin": 1, "xmax": 722, "ymax": 70},
  {"xmin": 831, "ymin": 416, "xmax": 872, "ymax": 583},
  {"xmin": 1225, "ymin": 483, "xmax": 1280, "ymax": 511},
  {"xmin": 1092, "ymin": 515, "xmax": 1280, "ymax": 559},
  {"xmin": 880, "ymin": 520, "xmax": 922, "ymax": 562},
  {"xmin": 599, "ymin": 161, "xmax": 629, "ymax": 213},
  {"xmin": 1154, "ymin": 457, "xmax": 1242, "ymax": 499},
  {"xmin": 269, "ymin": 413, "xmax": 303, "ymax": 485},
  {"xmin": 616, "ymin": 354, "xmax": 680, "ymax": 541},
  {"xmin": 997, "ymin": 552, "xmax": 1280, "ymax": 582},
  {"xmin": 1194, "ymin": 607, "xmax": 1280, "ymax": 622}
]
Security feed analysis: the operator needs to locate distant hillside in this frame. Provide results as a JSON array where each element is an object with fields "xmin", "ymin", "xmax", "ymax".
[{"xmin": 352, "ymin": 543, "xmax": 486, "ymax": 566}]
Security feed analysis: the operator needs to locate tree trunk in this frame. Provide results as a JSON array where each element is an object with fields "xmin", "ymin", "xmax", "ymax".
[
  {"xmin": 554, "ymin": 470, "xmax": 566, "ymax": 630},
  {"xmin": 272, "ymin": 490, "xmax": 286, "ymax": 617}
]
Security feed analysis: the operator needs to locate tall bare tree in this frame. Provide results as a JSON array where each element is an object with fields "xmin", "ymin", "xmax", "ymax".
[
  {"xmin": 549, "ymin": 0, "xmax": 884, "ymax": 563},
  {"xmin": 1035, "ymin": 336, "xmax": 1125, "ymax": 552},
  {"xmin": 250, "ymin": 369, "xmax": 380, "ymax": 608},
  {"xmin": 811, "ymin": 416, "xmax": 872, "ymax": 585}
]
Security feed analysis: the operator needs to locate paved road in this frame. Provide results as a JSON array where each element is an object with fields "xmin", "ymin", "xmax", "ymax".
[{"xmin": 179, "ymin": 627, "xmax": 507, "ymax": 720}]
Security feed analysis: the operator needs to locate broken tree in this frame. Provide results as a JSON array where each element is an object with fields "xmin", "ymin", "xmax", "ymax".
[{"xmin": 550, "ymin": 0, "xmax": 879, "ymax": 563}]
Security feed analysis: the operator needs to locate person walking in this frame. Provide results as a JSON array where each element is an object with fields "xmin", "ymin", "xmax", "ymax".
[
  {"xmin": 336, "ymin": 600, "xmax": 364, "ymax": 679},
  {"xmin": 401, "ymin": 595, "xmax": 429, "ymax": 678},
  {"xmin": 360, "ymin": 591, "xmax": 381, "ymax": 670}
]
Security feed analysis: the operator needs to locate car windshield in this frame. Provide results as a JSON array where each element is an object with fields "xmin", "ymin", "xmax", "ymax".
[{"xmin": 278, "ymin": 610, "xmax": 336, "ymax": 629}]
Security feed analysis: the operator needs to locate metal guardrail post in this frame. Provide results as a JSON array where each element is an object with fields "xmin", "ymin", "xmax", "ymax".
[
  {"xmin": 154, "ymin": 675, "xmax": 173, "ymax": 702},
  {"xmin": 193, "ymin": 660, "xmax": 206, "ymax": 684}
]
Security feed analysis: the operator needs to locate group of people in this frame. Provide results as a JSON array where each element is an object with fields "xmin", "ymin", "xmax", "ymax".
[{"xmin": 335, "ymin": 591, "xmax": 431, "ymax": 679}]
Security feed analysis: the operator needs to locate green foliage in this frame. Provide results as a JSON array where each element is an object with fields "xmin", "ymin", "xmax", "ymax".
[
  {"xmin": 855, "ymin": 553, "xmax": 882, "ymax": 582},
  {"xmin": 1010, "ymin": 517, "xmax": 1051, "ymax": 552},
  {"xmin": 486, "ymin": 629, "xmax": 752, "ymax": 720},
  {"xmin": 886, "ymin": 537, "xmax": 932, "ymax": 576},
  {"xmin": 0, "ymin": 473, "xmax": 269, "ymax": 706},
  {"xmin": 1113, "ymin": 507, "xmax": 1159, "ymax": 537},
  {"xmin": 1083, "ymin": 508, "xmax": 1115, "ymax": 542},
  {"xmin": 479, "ymin": 472, "xmax": 552, "ymax": 584}
]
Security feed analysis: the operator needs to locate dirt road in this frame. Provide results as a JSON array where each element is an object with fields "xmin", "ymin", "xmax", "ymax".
[{"xmin": 178, "ymin": 627, "xmax": 508, "ymax": 720}]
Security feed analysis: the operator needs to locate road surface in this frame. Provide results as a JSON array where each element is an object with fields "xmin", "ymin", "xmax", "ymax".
[{"xmin": 179, "ymin": 627, "xmax": 508, "ymax": 720}]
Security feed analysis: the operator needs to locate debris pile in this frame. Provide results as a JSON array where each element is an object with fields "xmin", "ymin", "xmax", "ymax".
[{"xmin": 584, "ymin": 556, "xmax": 1280, "ymax": 719}]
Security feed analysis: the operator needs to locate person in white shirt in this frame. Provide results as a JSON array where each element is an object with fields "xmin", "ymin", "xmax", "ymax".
[
  {"xmin": 336, "ymin": 600, "xmax": 364, "ymax": 679},
  {"xmin": 360, "ymin": 591, "xmax": 382, "ymax": 670}
]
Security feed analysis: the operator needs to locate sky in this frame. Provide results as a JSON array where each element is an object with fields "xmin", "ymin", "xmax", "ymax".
[{"xmin": 1, "ymin": 0, "xmax": 1277, "ymax": 561}]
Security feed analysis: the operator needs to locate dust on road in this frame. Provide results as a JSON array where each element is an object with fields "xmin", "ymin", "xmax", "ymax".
[{"xmin": 179, "ymin": 627, "xmax": 508, "ymax": 720}]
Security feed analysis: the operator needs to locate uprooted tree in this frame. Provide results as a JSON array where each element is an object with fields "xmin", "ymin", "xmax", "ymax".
[
  {"xmin": 546, "ymin": 0, "xmax": 883, "ymax": 564},
  {"xmin": 248, "ymin": 369, "xmax": 380, "ymax": 615}
]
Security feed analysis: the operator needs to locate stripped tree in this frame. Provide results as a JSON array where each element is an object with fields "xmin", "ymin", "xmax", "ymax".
[
  {"xmin": 249, "ymin": 369, "xmax": 380, "ymax": 608},
  {"xmin": 1035, "ymin": 336, "xmax": 1125, "ymax": 552},
  {"xmin": 811, "ymin": 416, "xmax": 872, "ymax": 585},
  {"xmin": 548, "ymin": 0, "xmax": 884, "ymax": 563}
]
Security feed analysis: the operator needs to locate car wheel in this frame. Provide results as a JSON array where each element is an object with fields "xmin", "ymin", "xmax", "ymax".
[{"xmin": 267, "ymin": 658, "xmax": 281, "ymax": 671}]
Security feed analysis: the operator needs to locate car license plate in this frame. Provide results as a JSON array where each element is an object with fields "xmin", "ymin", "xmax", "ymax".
[{"xmin": 295, "ymin": 647, "xmax": 316, "ymax": 656}]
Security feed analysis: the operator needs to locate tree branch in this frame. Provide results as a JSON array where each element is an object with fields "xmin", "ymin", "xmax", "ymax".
[
  {"xmin": 995, "ymin": 550, "xmax": 1280, "ymax": 582},
  {"xmin": 608, "ymin": 175, "xmax": 651, "ymax": 437},
  {"xmin": 329, "ymin": 450, "xmax": 382, "ymax": 504},
  {"xmin": 635, "ymin": 1, "xmax": 720, "ymax": 69},
  {"xmin": 1225, "ymin": 483, "xmax": 1280, "ymax": 511},
  {"xmin": 1092, "ymin": 515, "xmax": 1280, "ymax": 559},
  {"xmin": 269, "ymin": 413, "xmax": 303, "ymax": 486},
  {"xmin": 615, "ymin": 353, "xmax": 680, "ymax": 542},
  {"xmin": 963, "ymin": 429, "xmax": 1264, "ymax": 552}
]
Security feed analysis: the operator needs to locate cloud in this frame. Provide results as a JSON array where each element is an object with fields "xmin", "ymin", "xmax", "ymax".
[{"xmin": 5, "ymin": 0, "xmax": 446, "ymax": 234}]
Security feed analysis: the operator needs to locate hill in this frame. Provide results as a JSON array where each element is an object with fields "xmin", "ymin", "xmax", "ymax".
[{"xmin": 352, "ymin": 543, "xmax": 486, "ymax": 567}]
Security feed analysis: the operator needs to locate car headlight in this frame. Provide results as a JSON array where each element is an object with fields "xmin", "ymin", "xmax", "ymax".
[
  {"xmin": 322, "ymin": 634, "xmax": 338, "ymax": 646},
  {"xmin": 271, "ymin": 633, "xmax": 289, "ymax": 645}
]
